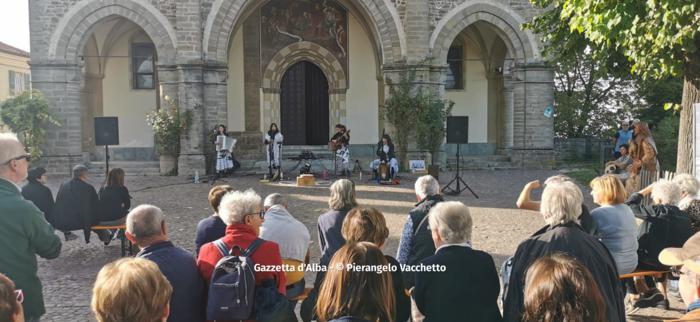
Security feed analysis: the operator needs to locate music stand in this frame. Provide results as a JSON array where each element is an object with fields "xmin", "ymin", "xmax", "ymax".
[{"xmin": 441, "ymin": 116, "xmax": 478, "ymax": 198}]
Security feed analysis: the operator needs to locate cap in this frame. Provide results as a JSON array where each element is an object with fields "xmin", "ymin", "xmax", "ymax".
[
  {"xmin": 659, "ymin": 232, "xmax": 700, "ymax": 267},
  {"xmin": 27, "ymin": 167, "xmax": 46, "ymax": 180}
]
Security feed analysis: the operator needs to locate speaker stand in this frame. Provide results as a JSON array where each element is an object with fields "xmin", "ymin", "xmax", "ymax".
[
  {"xmin": 441, "ymin": 144, "xmax": 478, "ymax": 198},
  {"xmin": 104, "ymin": 145, "xmax": 110, "ymax": 177}
]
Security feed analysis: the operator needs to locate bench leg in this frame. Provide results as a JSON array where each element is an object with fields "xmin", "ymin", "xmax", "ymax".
[{"xmin": 120, "ymin": 232, "xmax": 126, "ymax": 257}]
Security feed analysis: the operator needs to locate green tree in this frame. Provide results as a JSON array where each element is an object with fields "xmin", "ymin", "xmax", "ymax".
[
  {"xmin": 415, "ymin": 93, "xmax": 453, "ymax": 164},
  {"xmin": 382, "ymin": 71, "xmax": 421, "ymax": 169},
  {"xmin": 0, "ymin": 91, "xmax": 59, "ymax": 159},
  {"xmin": 529, "ymin": 0, "xmax": 700, "ymax": 173}
]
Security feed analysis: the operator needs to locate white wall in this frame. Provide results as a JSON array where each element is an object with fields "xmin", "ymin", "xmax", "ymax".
[
  {"xmin": 345, "ymin": 13, "xmax": 379, "ymax": 144},
  {"xmin": 101, "ymin": 29, "xmax": 156, "ymax": 147},
  {"xmin": 227, "ymin": 28, "xmax": 246, "ymax": 132},
  {"xmin": 444, "ymin": 38, "xmax": 488, "ymax": 143}
]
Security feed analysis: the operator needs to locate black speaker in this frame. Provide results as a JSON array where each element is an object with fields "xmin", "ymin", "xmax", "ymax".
[
  {"xmin": 94, "ymin": 117, "xmax": 119, "ymax": 146},
  {"xmin": 446, "ymin": 116, "xmax": 469, "ymax": 144}
]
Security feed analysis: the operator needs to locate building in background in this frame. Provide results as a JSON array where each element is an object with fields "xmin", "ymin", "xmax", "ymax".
[
  {"xmin": 29, "ymin": 0, "xmax": 554, "ymax": 174},
  {"xmin": 0, "ymin": 41, "xmax": 30, "ymax": 102}
]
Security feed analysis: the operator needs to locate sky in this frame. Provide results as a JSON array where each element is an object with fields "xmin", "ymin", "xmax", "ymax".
[{"xmin": 0, "ymin": 0, "xmax": 30, "ymax": 52}]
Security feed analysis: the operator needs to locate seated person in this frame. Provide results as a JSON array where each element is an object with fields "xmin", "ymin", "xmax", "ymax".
[
  {"xmin": 259, "ymin": 193, "xmax": 311, "ymax": 299},
  {"xmin": 658, "ymin": 232, "xmax": 700, "ymax": 320},
  {"xmin": 341, "ymin": 207, "xmax": 410, "ymax": 322},
  {"xmin": 92, "ymin": 258, "xmax": 172, "ymax": 322},
  {"xmin": 51, "ymin": 165, "xmax": 110, "ymax": 244},
  {"xmin": 673, "ymin": 174, "xmax": 700, "ymax": 233},
  {"xmin": 412, "ymin": 201, "xmax": 502, "ymax": 322},
  {"xmin": 370, "ymin": 134, "xmax": 399, "ymax": 180},
  {"xmin": 503, "ymin": 180, "xmax": 625, "ymax": 322},
  {"xmin": 22, "ymin": 167, "xmax": 77, "ymax": 241},
  {"xmin": 194, "ymin": 185, "xmax": 233, "ymax": 255},
  {"xmin": 625, "ymin": 180, "xmax": 694, "ymax": 309},
  {"xmin": 97, "ymin": 168, "xmax": 131, "ymax": 226},
  {"xmin": 605, "ymin": 144, "xmax": 632, "ymax": 175},
  {"xmin": 0, "ymin": 273, "xmax": 24, "ymax": 322}
]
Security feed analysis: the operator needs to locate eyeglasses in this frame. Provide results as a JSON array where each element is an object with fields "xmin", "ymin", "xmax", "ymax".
[
  {"xmin": 671, "ymin": 266, "xmax": 687, "ymax": 278},
  {"xmin": 14, "ymin": 289, "xmax": 23, "ymax": 304},
  {"xmin": 246, "ymin": 210, "xmax": 265, "ymax": 220},
  {"xmin": 4, "ymin": 154, "xmax": 31, "ymax": 165}
]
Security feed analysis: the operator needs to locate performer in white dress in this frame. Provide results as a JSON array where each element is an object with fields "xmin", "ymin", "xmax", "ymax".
[
  {"xmin": 214, "ymin": 124, "xmax": 235, "ymax": 174},
  {"xmin": 370, "ymin": 134, "xmax": 399, "ymax": 179},
  {"xmin": 264, "ymin": 123, "xmax": 284, "ymax": 178}
]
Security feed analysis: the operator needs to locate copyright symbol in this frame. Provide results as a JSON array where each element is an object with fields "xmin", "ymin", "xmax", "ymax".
[{"xmin": 335, "ymin": 263, "xmax": 344, "ymax": 270}]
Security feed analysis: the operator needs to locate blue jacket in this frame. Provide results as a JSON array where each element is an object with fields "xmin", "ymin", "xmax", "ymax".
[{"xmin": 138, "ymin": 241, "xmax": 206, "ymax": 322}]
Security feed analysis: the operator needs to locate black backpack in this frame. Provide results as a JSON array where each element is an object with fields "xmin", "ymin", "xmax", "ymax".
[{"xmin": 206, "ymin": 238, "xmax": 264, "ymax": 321}]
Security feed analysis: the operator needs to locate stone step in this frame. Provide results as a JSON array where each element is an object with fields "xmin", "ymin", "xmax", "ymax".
[
  {"xmin": 445, "ymin": 155, "xmax": 515, "ymax": 170},
  {"xmin": 87, "ymin": 161, "xmax": 161, "ymax": 176}
]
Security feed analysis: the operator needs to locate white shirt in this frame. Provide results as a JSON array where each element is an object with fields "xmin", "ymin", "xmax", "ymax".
[
  {"xmin": 435, "ymin": 242, "xmax": 472, "ymax": 254},
  {"xmin": 383, "ymin": 145, "xmax": 390, "ymax": 154}
]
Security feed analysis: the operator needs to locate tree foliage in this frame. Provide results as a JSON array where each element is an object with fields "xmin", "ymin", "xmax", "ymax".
[
  {"xmin": 146, "ymin": 97, "xmax": 192, "ymax": 157},
  {"xmin": 382, "ymin": 71, "xmax": 421, "ymax": 169},
  {"xmin": 416, "ymin": 93, "xmax": 453, "ymax": 164},
  {"xmin": 528, "ymin": 0, "xmax": 700, "ymax": 173},
  {"xmin": 0, "ymin": 91, "xmax": 59, "ymax": 160}
]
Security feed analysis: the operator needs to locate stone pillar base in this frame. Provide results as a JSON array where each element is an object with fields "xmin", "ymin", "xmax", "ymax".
[
  {"xmin": 178, "ymin": 154, "xmax": 207, "ymax": 177},
  {"xmin": 37, "ymin": 155, "xmax": 85, "ymax": 176},
  {"xmin": 510, "ymin": 149, "xmax": 555, "ymax": 169}
]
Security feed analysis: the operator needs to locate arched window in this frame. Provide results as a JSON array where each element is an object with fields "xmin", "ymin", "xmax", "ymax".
[{"xmin": 132, "ymin": 43, "xmax": 155, "ymax": 89}]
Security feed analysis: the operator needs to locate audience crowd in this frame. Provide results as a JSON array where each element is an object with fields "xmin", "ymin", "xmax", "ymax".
[{"xmin": 5, "ymin": 130, "xmax": 700, "ymax": 322}]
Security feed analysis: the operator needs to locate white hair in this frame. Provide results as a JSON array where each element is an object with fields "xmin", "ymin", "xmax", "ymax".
[
  {"xmin": 0, "ymin": 133, "xmax": 24, "ymax": 166},
  {"xmin": 428, "ymin": 201, "xmax": 472, "ymax": 244},
  {"xmin": 415, "ymin": 175, "xmax": 440, "ymax": 199},
  {"xmin": 652, "ymin": 179, "xmax": 682, "ymax": 205},
  {"xmin": 126, "ymin": 205, "xmax": 165, "ymax": 240},
  {"xmin": 672, "ymin": 174, "xmax": 700, "ymax": 197},
  {"xmin": 544, "ymin": 174, "xmax": 573, "ymax": 186},
  {"xmin": 540, "ymin": 180, "xmax": 583, "ymax": 225},
  {"xmin": 328, "ymin": 179, "xmax": 357, "ymax": 210},
  {"xmin": 264, "ymin": 193, "xmax": 287, "ymax": 208},
  {"xmin": 219, "ymin": 189, "xmax": 262, "ymax": 225}
]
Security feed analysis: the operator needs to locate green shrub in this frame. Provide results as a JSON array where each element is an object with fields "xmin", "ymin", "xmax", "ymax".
[{"xmin": 0, "ymin": 91, "xmax": 59, "ymax": 160}]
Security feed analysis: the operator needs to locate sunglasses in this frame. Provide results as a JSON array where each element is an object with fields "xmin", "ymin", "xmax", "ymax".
[
  {"xmin": 14, "ymin": 289, "xmax": 23, "ymax": 304},
  {"xmin": 4, "ymin": 154, "xmax": 31, "ymax": 165}
]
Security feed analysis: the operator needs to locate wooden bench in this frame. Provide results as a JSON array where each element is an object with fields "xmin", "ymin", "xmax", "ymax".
[
  {"xmin": 619, "ymin": 270, "xmax": 668, "ymax": 280},
  {"xmin": 91, "ymin": 225, "xmax": 133, "ymax": 257},
  {"xmin": 289, "ymin": 287, "xmax": 313, "ymax": 302}
]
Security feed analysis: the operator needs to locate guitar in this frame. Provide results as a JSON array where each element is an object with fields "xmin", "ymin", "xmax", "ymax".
[{"xmin": 329, "ymin": 129, "xmax": 351, "ymax": 152}]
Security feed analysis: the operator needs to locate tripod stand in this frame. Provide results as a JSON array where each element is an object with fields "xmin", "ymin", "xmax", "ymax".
[{"xmin": 441, "ymin": 144, "xmax": 478, "ymax": 198}]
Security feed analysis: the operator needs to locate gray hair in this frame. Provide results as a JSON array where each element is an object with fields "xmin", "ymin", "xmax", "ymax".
[
  {"xmin": 219, "ymin": 189, "xmax": 262, "ymax": 225},
  {"xmin": 0, "ymin": 133, "xmax": 25, "ymax": 166},
  {"xmin": 652, "ymin": 179, "xmax": 682, "ymax": 205},
  {"xmin": 544, "ymin": 174, "xmax": 573, "ymax": 186},
  {"xmin": 415, "ymin": 175, "xmax": 440, "ymax": 199},
  {"xmin": 328, "ymin": 179, "xmax": 357, "ymax": 210},
  {"xmin": 672, "ymin": 174, "xmax": 700, "ymax": 197},
  {"xmin": 540, "ymin": 180, "xmax": 583, "ymax": 225},
  {"xmin": 428, "ymin": 201, "xmax": 472, "ymax": 244},
  {"xmin": 126, "ymin": 205, "xmax": 166, "ymax": 240},
  {"xmin": 72, "ymin": 164, "xmax": 88, "ymax": 179},
  {"xmin": 264, "ymin": 193, "xmax": 287, "ymax": 208}
]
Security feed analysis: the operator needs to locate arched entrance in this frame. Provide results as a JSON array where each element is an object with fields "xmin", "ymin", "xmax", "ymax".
[{"xmin": 280, "ymin": 61, "xmax": 329, "ymax": 145}]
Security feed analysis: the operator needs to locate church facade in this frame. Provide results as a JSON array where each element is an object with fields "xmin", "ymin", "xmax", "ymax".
[{"xmin": 29, "ymin": 0, "xmax": 554, "ymax": 175}]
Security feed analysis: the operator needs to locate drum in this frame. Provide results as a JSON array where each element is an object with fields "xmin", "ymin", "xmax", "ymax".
[{"xmin": 378, "ymin": 162, "xmax": 390, "ymax": 181}]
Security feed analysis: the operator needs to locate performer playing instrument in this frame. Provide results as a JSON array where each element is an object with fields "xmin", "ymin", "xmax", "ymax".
[
  {"xmin": 264, "ymin": 123, "xmax": 284, "ymax": 180},
  {"xmin": 329, "ymin": 124, "xmax": 350, "ymax": 176},
  {"xmin": 214, "ymin": 124, "xmax": 236, "ymax": 175},
  {"xmin": 370, "ymin": 134, "xmax": 399, "ymax": 180}
]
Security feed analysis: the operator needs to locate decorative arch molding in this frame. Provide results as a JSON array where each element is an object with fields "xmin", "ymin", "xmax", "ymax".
[
  {"xmin": 48, "ymin": 0, "xmax": 177, "ymax": 64},
  {"xmin": 260, "ymin": 41, "xmax": 348, "ymax": 134},
  {"xmin": 203, "ymin": 0, "xmax": 405, "ymax": 65},
  {"xmin": 430, "ymin": 1, "xmax": 541, "ymax": 65}
]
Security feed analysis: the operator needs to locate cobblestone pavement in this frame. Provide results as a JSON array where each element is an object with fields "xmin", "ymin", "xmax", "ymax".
[{"xmin": 36, "ymin": 170, "xmax": 681, "ymax": 321}]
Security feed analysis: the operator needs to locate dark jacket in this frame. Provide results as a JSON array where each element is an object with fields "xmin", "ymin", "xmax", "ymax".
[
  {"xmin": 51, "ymin": 178, "xmax": 100, "ymax": 242},
  {"xmin": 579, "ymin": 204, "xmax": 598, "ymax": 235},
  {"xmin": 404, "ymin": 195, "xmax": 443, "ymax": 287},
  {"xmin": 0, "ymin": 178, "xmax": 61, "ymax": 319},
  {"xmin": 317, "ymin": 208, "xmax": 350, "ymax": 266},
  {"xmin": 139, "ymin": 241, "xmax": 206, "ymax": 322},
  {"xmin": 626, "ymin": 192, "xmax": 694, "ymax": 267},
  {"xmin": 502, "ymin": 222, "xmax": 625, "ymax": 322},
  {"xmin": 386, "ymin": 255, "xmax": 410, "ymax": 322},
  {"xmin": 194, "ymin": 215, "xmax": 227, "ymax": 255},
  {"xmin": 21, "ymin": 180, "xmax": 54, "ymax": 221},
  {"xmin": 376, "ymin": 142, "xmax": 395, "ymax": 161},
  {"xmin": 413, "ymin": 245, "xmax": 502, "ymax": 322},
  {"xmin": 98, "ymin": 185, "xmax": 131, "ymax": 222},
  {"xmin": 329, "ymin": 317, "xmax": 372, "ymax": 322}
]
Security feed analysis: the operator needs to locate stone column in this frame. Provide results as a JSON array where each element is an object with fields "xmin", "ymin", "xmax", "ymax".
[
  {"xmin": 510, "ymin": 63, "xmax": 554, "ymax": 168},
  {"xmin": 32, "ymin": 63, "xmax": 84, "ymax": 174},
  {"xmin": 176, "ymin": 65, "xmax": 207, "ymax": 176},
  {"xmin": 404, "ymin": 0, "xmax": 431, "ymax": 63},
  {"xmin": 501, "ymin": 75, "xmax": 514, "ymax": 152}
]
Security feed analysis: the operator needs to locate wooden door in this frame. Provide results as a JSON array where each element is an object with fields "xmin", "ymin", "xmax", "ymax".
[{"xmin": 280, "ymin": 61, "xmax": 329, "ymax": 145}]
